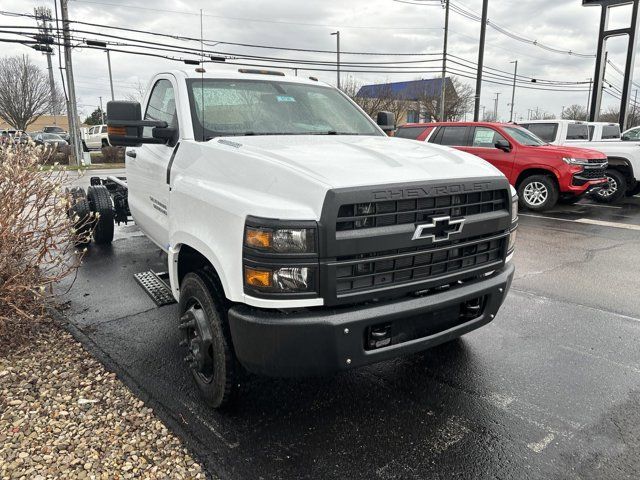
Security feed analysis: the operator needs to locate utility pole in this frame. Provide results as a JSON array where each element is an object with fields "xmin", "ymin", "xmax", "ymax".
[
  {"xmin": 440, "ymin": 0, "xmax": 450, "ymax": 121},
  {"xmin": 586, "ymin": 77, "xmax": 593, "ymax": 120},
  {"xmin": 481, "ymin": 105, "xmax": 486, "ymax": 120},
  {"xmin": 34, "ymin": 7, "xmax": 57, "ymax": 124},
  {"xmin": 99, "ymin": 97, "xmax": 105, "ymax": 124},
  {"xmin": 331, "ymin": 31, "xmax": 340, "ymax": 90},
  {"xmin": 494, "ymin": 92, "xmax": 500, "ymax": 121},
  {"xmin": 473, "ymin": 0, "xmax": 489, "ymax": 121},
  {"xmin": 633, "ymin": 89, "xmax": 638, "ymax": 124},
  {"xmin": 561, "ymin": 105, "xmax": 565, "ymax": 118},
  {"xmin": 509, "ymin": 60, "xmax": 517, "ymax": 122},
  {"xmin": 60, "ymin": 0, "xmax": 82, "ymax": 165}
]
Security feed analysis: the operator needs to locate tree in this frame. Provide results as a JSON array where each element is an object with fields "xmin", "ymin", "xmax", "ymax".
[
  {"xmin": 125, "ymin": 79, "xmax": 147, "ymax": 103},
  {"xmin": 529, "ymin": 109, "xmax": 555, "ymax": 120},
  {"xmin": 0, "ymin": 55, "xmax": 57, "ymax": 130},
  {"xmin": 412, "ymin": 77, "xmax": 474, "ymax": 122},
  {"xmin": 341, "ymin": 76, "xmax": 408, "ymax": 124},
  {"xmin": 84, "ymin": 107, "xmax": 105, "ymax": 126},
  {"xmin": 562, "ymin": 104, "xmax": 587, "ymax": 120}
]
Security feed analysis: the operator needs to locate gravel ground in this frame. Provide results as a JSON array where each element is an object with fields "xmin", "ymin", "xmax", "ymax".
[{"xmin": 0, "ymin": 325, "xmax": 205, "ymax": 479}]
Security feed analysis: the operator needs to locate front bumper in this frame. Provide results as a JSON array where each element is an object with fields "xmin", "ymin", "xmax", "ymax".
[{"xmin": 228, "ymin": 262, "xmax": 515, "ymax": 377}]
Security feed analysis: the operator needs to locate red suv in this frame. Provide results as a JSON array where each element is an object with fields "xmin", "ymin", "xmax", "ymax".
[{"xmin": 396, "ymin": 122, "xmax": 608, "ymax": 211}]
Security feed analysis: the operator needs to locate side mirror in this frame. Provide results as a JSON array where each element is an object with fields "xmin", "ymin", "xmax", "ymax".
[
  {"xmin": 495, "ymin": 139, "xmax": 512, "ymax": 152},
  {"xmin": 622, "ymin": 135, "xmax": 630, "ymax": 141},
  {"xmin": 107, "ymin": 101, "xmax": 174, "ymax": 147},
  {"xmin": 376, "ymin": 111, "xmax": 395, "ymax": 134}
]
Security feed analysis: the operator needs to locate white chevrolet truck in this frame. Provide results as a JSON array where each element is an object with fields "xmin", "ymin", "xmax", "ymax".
[
  {"xmin": 519, "ymin": 119, "xmax": 640, "ymax": 203},
  {"xmin": 72, "ymin": 69, "xmax": 517, "ymax": 408}
]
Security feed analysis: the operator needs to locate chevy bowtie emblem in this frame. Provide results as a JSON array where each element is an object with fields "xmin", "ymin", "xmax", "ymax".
[{"xmin": 412, "ymin": 216, "xmax": 465, "ymax": 242}]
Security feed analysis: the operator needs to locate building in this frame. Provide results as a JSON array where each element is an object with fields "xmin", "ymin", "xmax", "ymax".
[
  {"xmin": 356, "ymin": 77, "xmax": 457, "ymax": 125},
  {"xmin": 0, "ymin": 115, "xmax": 88, "ymax": 133}
]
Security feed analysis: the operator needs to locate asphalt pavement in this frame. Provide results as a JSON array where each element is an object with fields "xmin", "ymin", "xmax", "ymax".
[{"xmin": 60, "ymin": 186, "xmax": 640, "ymax": 480}]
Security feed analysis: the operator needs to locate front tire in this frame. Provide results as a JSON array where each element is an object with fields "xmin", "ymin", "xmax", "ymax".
[
  {"xmin": 178, "ymin": 270, "xmax": 239, "ymax": 409},
  {"xmin": 517, "ymin": 174, "xmax": 559, "ymax": 211},
  {"xmin": 592, "ymin": 169, "xmax": 626, "ymax": 204}
]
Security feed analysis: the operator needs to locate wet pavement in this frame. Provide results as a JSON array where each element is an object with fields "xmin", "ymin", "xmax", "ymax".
[{"xmin": 61, "ymin": 190, "xmax": 640, "ymax": 480}]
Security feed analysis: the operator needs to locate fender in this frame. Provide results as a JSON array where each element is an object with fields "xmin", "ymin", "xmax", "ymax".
[
  {"xmin": 513, "ymin": 162, "xmax": 561, "ymax": 185},
  {"xmin": 168, "ymin": 233, "xmax": 230, "ymax": 302}
]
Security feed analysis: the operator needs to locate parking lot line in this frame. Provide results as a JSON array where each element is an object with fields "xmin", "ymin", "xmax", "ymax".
[
  {"xmin": 520, "ymin": 213, "xmax": 640, "ymax": 231},
  {"xmin": 574, "ymin": 218, "xmax": 640, "ymax": 231},
  {"xmin": 578, "ymin": 203, "xmax": 622, "ymax": 209}
]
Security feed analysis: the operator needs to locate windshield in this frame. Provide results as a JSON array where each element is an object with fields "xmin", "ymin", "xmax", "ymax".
[
  {"xmin": 186, "ymin": 78, "xmax": 381, "ymax": 139},
  {"xmin": 504, "ymin": 126, "xmax": 546, "ymax": 146},
  {"xmin": 44, "ymin": 126, "xmax": 64, "ymax": 133}
]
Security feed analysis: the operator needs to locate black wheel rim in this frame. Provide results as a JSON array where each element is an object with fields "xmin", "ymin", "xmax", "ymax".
[{"xmin": 180, "ymin": 299, "xmax": 215, "ymax": 384}]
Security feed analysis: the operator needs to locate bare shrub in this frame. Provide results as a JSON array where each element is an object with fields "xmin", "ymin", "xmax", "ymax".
[
  {"xmin": 100, "ymin": 146, "xmax": 125, "ymax": 164},
  {"xmin": 0, "ymin": 143, "xmax": 92, "ymax": 353}
]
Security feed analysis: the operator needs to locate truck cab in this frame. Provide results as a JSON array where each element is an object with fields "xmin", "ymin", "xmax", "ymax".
[
  {"xmin": 105, "ymin": 69, "xmax": 518, "ymax": 408},
  {"xmin": 519, "ymin": 119, "xmax": 640, "ymax": 202}
]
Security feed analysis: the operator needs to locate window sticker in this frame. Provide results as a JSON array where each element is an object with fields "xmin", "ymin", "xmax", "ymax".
[
  {"xmin": 474, "ymin": 129, "xmax": 495, "ymax": 144},
  {"xmin": 276, "ymin": 95, "xmax": 296, "ymax": 102}
]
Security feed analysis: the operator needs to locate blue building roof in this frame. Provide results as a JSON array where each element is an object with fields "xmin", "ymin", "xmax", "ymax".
[{"xmin": 356, "ymin": 77, "xmax": 455, "ymax": 101}]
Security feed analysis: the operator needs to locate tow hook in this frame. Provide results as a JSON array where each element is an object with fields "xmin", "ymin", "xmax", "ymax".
[{"xmin": 366, "ymin": 323, "xmax": 392, "ymax": 349}]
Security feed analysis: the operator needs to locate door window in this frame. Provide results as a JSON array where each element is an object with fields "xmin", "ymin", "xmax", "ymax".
[
  {"xmin": 566, "ymin": 123, "xmax": 589, "ymax": 140},
  {"xmin": 101, "ymin": 125, "xmax": 108, "ymax": 134},
  {"xmin": 145, "ymin": 79, "xmax": 179, "ymax": 134},
  {"xmin": 395, "ymin": 126, "xmax": 427, "ymax": 139},
  {"xmin": 601, "ymin": 125, "xmax": 620, "ymax": 139},
  {"xmin": 472, "ymin": 127, "xmax": 507, "ymax": 148},
  {"xmin": 433, "ymin": 126, "xmax": 469, "ymax": 146},
  {"xmin": 522, "ymin": 123, "xmax": 557, "ymax": 143}
]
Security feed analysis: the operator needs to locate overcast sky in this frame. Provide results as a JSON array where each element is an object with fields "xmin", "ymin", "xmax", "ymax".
[{"xmin": 1, "ymin": 0, "xmax": 638, "ymax": 120}]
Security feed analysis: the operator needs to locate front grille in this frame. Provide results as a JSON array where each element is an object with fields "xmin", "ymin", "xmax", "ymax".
[
  {"xmin": 587, "ymin": 158, "xmax": 606, "ymax": 164},
  {"xmin": 334, "ymin": 234, "xmax": 505, "ymax": 294},
  {"xmin": 336, "ymin": 190, "xmax": 507, "ymax": 231},
  {"xmin": 576, "ymin": 168, "xmax": 606, "ymax": 180}
]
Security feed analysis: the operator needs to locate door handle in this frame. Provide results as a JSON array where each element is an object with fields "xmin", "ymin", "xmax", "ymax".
[{"xmin": 126, "ymin": 150, "xmax": 137, "ymax": 158}]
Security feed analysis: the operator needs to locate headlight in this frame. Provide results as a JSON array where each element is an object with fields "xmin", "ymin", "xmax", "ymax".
[
  {"xmin": 244, "ymin": 266, "xmax": 316, "ymax": 293},
  {"xmin": 245, "ymin": 226, "xmax": 316, "ymax": 254},
  {"xmin": 562, "ymin": 157, "xmax": 590, "ymax": 165}
]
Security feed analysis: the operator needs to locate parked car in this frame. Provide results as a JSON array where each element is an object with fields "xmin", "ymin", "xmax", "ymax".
[
  {"xmin": 43, "ymin": 125, "xmax": 70, "ymax": 143},
  {"xmin": 83, "ymin": 124, "xmax": 110, "ymax": 150},
  {"xmin": 622, "ymin": 125, "xmax": 640, "ymax": 141},
  {"xmin": 396, "ymin": 122, "xmax": 608, "ymax": 211},
  {"xmin": 519, "ymin": 119, "xmax": 640, "ymax": 202},
  {"xmin": 74, "ymin": 69, "xmax": 519, "ymax": 408},
  {"xmin": 33, "ymin": 132, "xmax": 68, "ymax": 148},
  {"xmin": 1, "ymin": 129, "xmax": 30, "ymax": 144}
]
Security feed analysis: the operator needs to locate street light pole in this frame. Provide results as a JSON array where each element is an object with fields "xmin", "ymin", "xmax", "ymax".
[
  {"xmin": 586, "ymin": 77, "xmax": 593, "ymax": 120},
  {"xmin": 440, "ymin": 0, "xmax": 450, "ymax": 121},
  {"xmin": 99, "ymin": 96, "xmax": 105, "ymax": 124},
  {"xmin": 106, "ymin": 50, "xmax": 114, "ymax": 101},
  {"xmin": 494, "ymin": 92, "xmax": 500, "ymax": 121},
  {"xmin": 331, "ymin": 31, "xmax": 340, "ymax": 90},
  {"xmin": 509, "ymin": 60, "xmax": 518, "ymax": 122}
]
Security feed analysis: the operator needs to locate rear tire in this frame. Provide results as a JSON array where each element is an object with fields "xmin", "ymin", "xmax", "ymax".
[
  {"xmin": 87, "ymin": 185, "xmax": 114, "ymax": 244},
  {"xmin": 178, "ymin": 269, "xmax": 239, "ymax": 409},
  {"xmin": 69, "ymin": 198, "xmax": 92, "ymax": 248},
  {"xmin": 591, "ymin": 169, "xmax": 626, "ymax": 204},
  {"xmin": 517, "ymin": 174, "xmax": 558, "ymax": 211}
]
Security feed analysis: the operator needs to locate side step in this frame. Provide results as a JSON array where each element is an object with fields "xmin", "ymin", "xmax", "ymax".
[{"xmin": 134, "ymin": 271, "xmax": 176, "ymax": 306}]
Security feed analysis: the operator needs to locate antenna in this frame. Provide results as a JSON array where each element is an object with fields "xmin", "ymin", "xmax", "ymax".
[{"xmin": 200, "ymin": 9, "xmax": 205, "ymax": 141}]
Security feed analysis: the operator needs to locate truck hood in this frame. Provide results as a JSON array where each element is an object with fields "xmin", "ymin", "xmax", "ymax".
[
  {"xmin": 535, "ymin": 144, "xmax": 607, "ymax": 159},
  {"xmin": 212, "ymin": 134, "xmax": 504, "ymax": 188}
]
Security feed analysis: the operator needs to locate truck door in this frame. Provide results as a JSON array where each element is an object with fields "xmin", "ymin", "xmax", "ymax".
[
  {"xmin": 126, "ymin": 77, "xmax": 179, "ymax": 250},
  {"xmin": 461, "ymin": 127, "xmax": 516, "ymax": 181}
]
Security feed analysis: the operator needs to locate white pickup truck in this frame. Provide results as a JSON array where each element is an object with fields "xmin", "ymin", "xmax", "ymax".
[
  {"xmin": 519, "ymin": 119, "xmax": 640, "ymax": 203},
  {"xmin": 74, "ymin": 69, "xmax": 517, "ymax": 408}
]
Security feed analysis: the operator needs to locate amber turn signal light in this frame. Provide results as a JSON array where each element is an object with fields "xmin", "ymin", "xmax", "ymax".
[
  {"xmin": 244, "ymin": 267, "xmax": 272, "ymax": 288},
  {"xmin": 107, "ymin": 126, "xmax": 126, "ymax": 136},
  {"xmin": 245, "ymin": 227, "xmax": 272, "ymax": 249}
]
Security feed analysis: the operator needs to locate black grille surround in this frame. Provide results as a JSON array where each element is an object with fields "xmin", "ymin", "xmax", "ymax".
[{"xmin": 318, "ymin": 177, "xmax": 514, "ymax": 306}]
